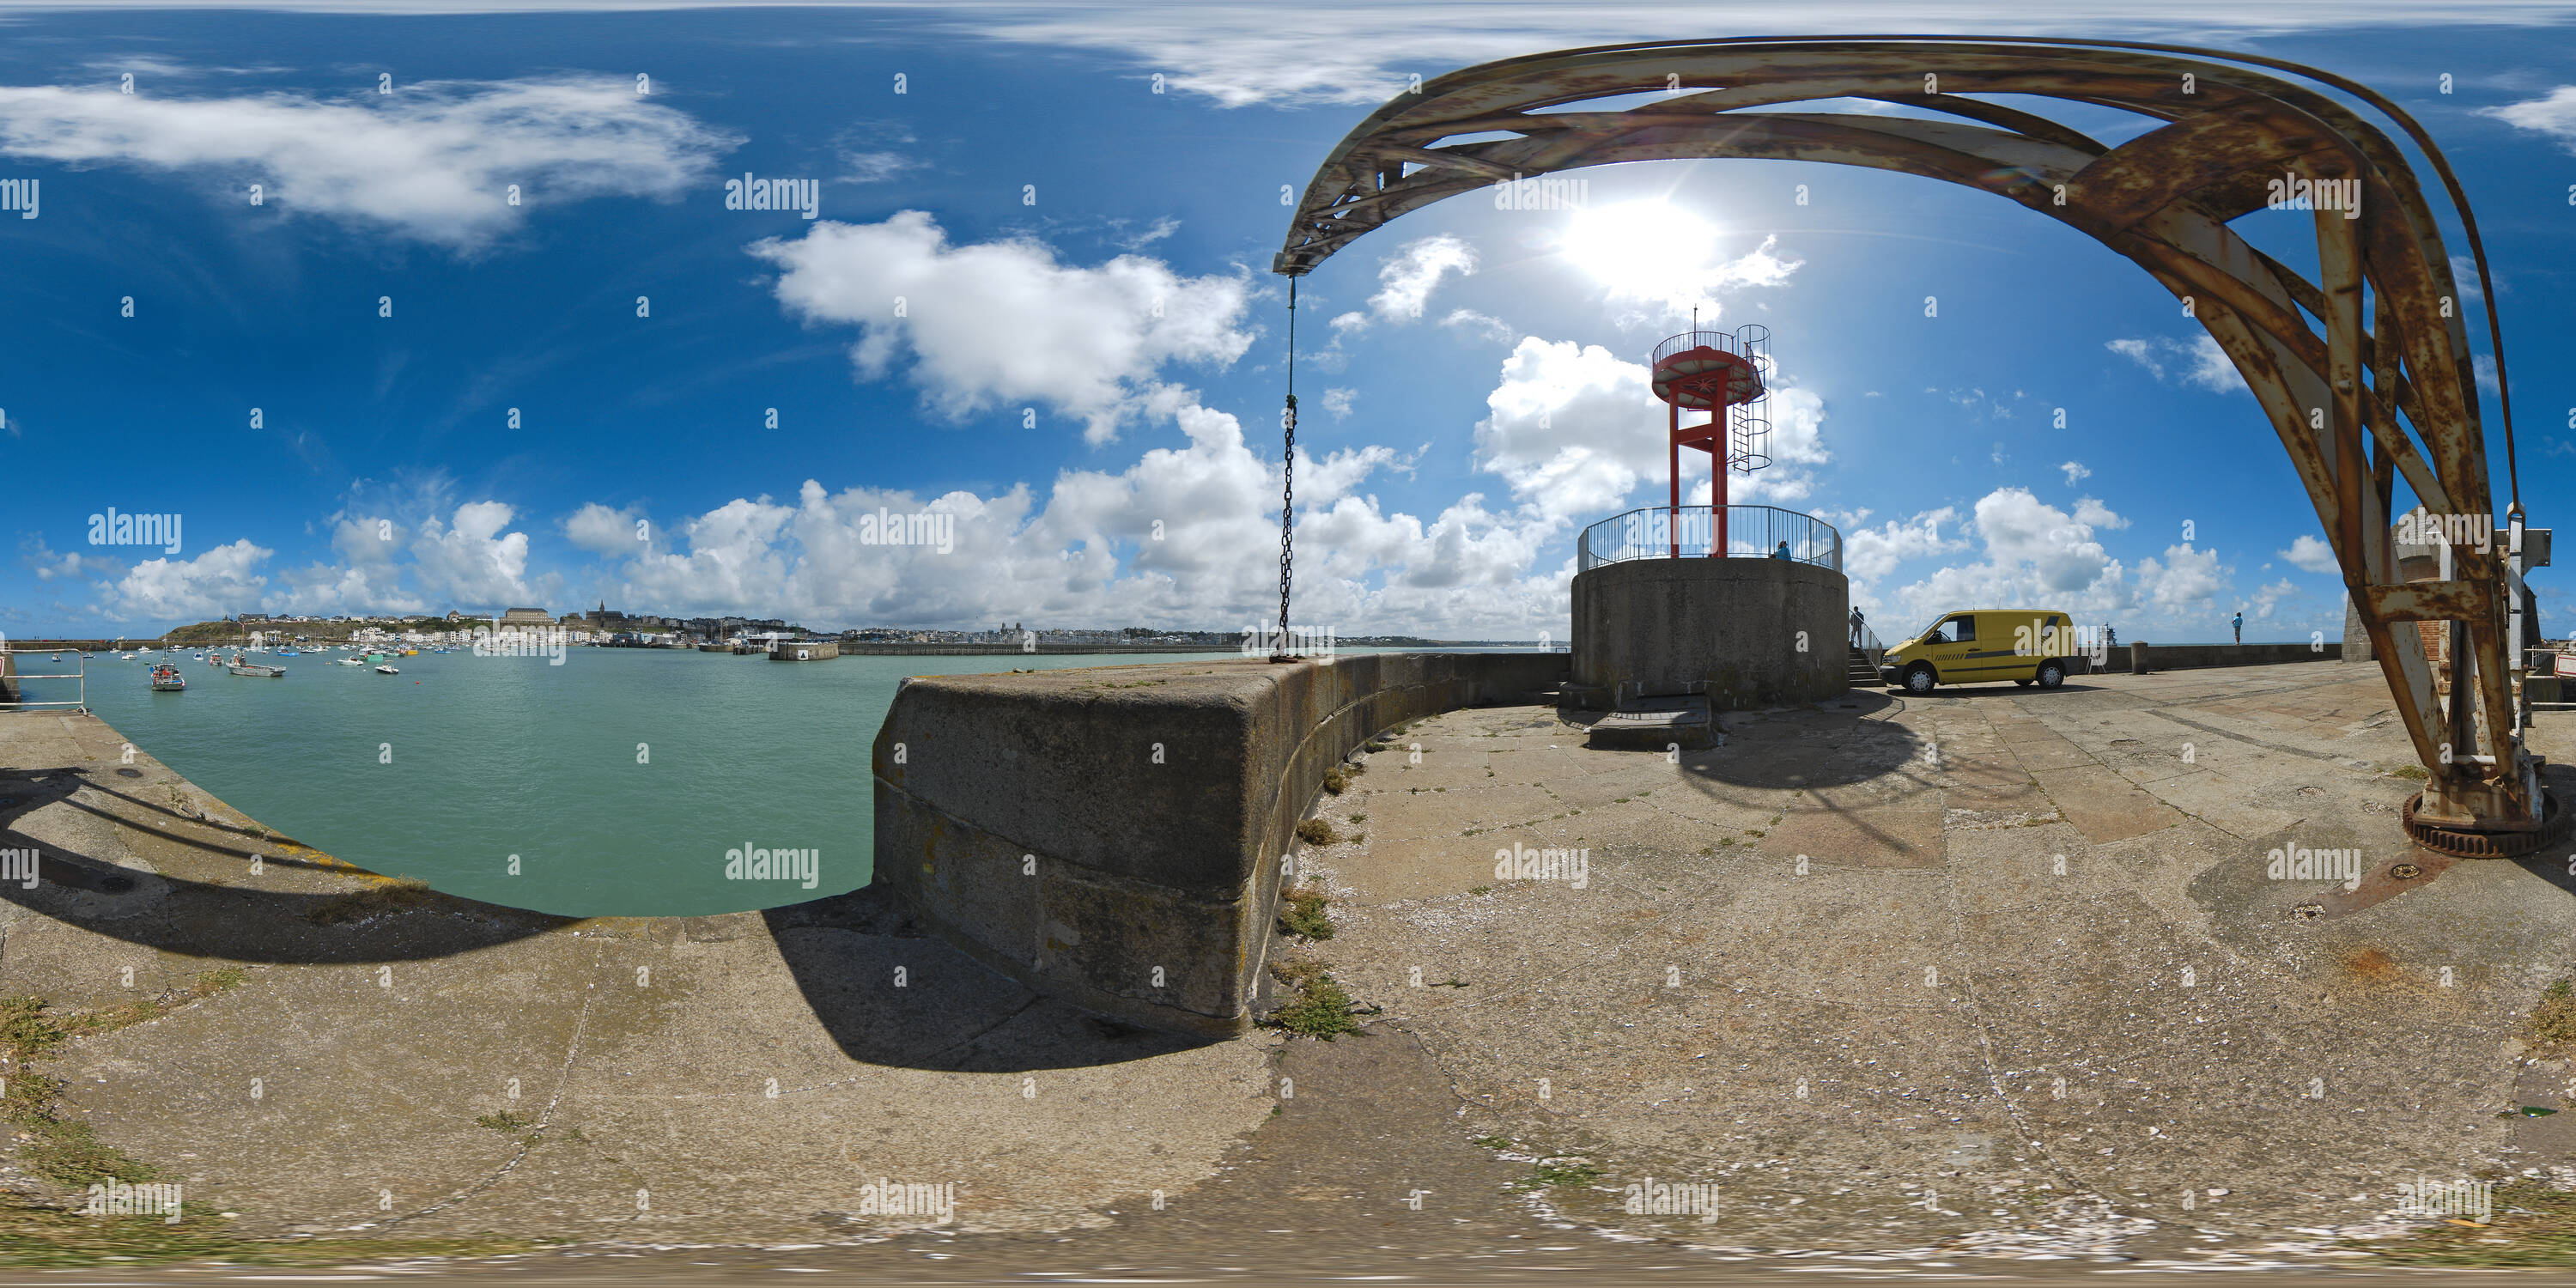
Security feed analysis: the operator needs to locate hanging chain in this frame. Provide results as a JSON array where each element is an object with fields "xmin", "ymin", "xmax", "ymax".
[{"xmin": 1273, "ymin": 277, "xmax": 1297, "ymax": 661}]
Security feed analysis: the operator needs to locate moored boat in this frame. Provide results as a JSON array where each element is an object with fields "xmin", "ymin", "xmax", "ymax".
[
  {"xmin": 149, "ymin": 665, "xmax": 185, "ymax": 692},
  {"xmin": 228, "ymin": 654, "xmax": 287, "ymax": 677},
  {"xmin": 375, "ymin": 665, "xmax": 400, "ymax": 675}
]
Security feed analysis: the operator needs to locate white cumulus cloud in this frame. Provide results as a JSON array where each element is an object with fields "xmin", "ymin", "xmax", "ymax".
[
  {"xmin": 750, "ymin": 210, "xmax": 1255, "ymax": 445},
  {"xmin": 2073, "ymin": 496, "xmax": 2128, "ymax": 530},
  {"xmin": 1472, "ymin": 337, "xmax": 1662, "ymax": 522},
  {"xmin": 409, "ymin": 501, "xmax": 544, "ymax": 609},
  {"xmin": 1844, "ymin": 507, "xmax": 1965, "ymax": 582},
  {"xmin": 1367, "ymin": 234, "xmax": 1476, "ymax": 322},
  {"xmin": 103, "ymin": 539, "xmax": 272, "ymax": 622},
  {"xmin": 2281, "ymin": 533, "xmax": 2341, "ymax": 574}
]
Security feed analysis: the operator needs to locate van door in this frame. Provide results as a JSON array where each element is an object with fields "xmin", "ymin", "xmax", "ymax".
[
  {"xmin": 1947, "ymin": 612, "xmax": 2013, "ymax": 679},
  {"xmin": 1926, "ymin": 613, "xmax": 1979, "ymax": 678},
  {"xmin": 1981, "ymin": 612, "xmax": 2044, "ymax": 680}
]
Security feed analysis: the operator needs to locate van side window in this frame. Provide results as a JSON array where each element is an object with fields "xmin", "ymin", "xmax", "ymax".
[{"xmin": 1948, "ymin": 616, "xmax": 1976, "ymax": 642}]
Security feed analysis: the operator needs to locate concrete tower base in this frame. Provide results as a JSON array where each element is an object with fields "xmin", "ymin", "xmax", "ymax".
[{"xmin": 1571, "ymin": 557, "xmax": 1850, "ymax": 710}]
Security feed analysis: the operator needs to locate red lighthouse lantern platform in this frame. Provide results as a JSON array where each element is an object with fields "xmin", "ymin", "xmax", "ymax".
[{"xmin": 1650, "ymin": 323, "xmax": 1772, "ymax": 556}]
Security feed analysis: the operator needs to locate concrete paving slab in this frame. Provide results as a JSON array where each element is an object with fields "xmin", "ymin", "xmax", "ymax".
[{"xmin": 2028, "ymin": 765, "xmax": 2190, "ymax": 845}]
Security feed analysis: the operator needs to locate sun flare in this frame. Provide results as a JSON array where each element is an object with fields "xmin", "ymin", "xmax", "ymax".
[{"xmin": 1559, "ymin": 201, "xmax": 1718, "ymax": 298}]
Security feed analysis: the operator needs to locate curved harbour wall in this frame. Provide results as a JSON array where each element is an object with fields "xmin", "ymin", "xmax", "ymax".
[{"xmin": 869, "ymin": 651, "xmax": 1567, "ymax": 1035}]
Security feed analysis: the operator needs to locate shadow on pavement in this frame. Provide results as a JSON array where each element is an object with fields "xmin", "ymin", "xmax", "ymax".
[
  {"xmin": 0, "ymin": 765, "xmax": 573, "ymax": 963},
  {"xmin": 762, "ymin": 886, "xmax": 1223, "ymax": 1072}
]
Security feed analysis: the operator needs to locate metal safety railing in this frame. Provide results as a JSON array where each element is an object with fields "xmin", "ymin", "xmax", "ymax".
[
  {"xmin": 1576, "ymin": 504, "xmax": 1843, "ymax": 573},
  {"xmin": 1, "ymin": 647, "xmax": 88, "ymax": 713}
]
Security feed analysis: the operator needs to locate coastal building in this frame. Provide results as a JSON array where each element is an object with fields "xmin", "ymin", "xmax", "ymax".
[{"xmin": 499, "ymin": 607, "xmax": 553, "ymax": 629}]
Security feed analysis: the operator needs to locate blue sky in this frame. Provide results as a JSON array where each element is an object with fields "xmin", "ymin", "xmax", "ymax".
[{"xmin": 3, "ymin": 3, "xmax": 2575, "ymax": 642}]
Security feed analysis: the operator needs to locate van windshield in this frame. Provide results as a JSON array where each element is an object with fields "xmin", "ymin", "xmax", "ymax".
[{"xmin": 1915, "ymin": 616, "xmax": 1956, "ymax": 644}]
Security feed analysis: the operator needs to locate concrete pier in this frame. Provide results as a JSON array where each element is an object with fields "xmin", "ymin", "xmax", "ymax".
[
  {"xmin": 1287, "ymin": 661, "xmax": 2576, "ymax": 1252},
  {"xmin": 868, "ymin": 652, "xmax": 1568, "ymax": 1036},
  {"xmin": 10, "ymin": 663, "xmax": 2576, "ymax": 1270}
]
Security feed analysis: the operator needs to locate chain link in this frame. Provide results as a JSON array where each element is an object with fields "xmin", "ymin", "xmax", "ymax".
[
  {"xmin": 1274, "ymin": 394, "xmax": 1296, "ymax": 659},
  {"xmin": 1273, "ymin": 279, "xmax": 1297, "ymax": 661}
]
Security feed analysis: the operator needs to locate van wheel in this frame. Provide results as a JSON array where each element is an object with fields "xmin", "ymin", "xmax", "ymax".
[
  {"xmin": 1904, "ymin": 665, "xmax": 1936, "ymax": 695},
  {"xmin": 2037, "ymin": 660, "xmax": 2066, "ymax": 690}
]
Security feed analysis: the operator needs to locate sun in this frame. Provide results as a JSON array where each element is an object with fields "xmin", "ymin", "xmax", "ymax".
[{"xmin": 1559, "ymin": 201, "xmax": 1717, "ymax": 299}]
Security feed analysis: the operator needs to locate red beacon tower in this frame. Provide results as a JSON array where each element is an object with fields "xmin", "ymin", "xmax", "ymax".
[{"xmin": 1649, "ymin": 323, "xmax": 1772, "ymax": 557}]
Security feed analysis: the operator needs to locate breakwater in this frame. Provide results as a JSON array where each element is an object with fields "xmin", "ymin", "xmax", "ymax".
[{"xmin": 869, "ymin": 651, "xmax": 1568, "ymax": 1035}]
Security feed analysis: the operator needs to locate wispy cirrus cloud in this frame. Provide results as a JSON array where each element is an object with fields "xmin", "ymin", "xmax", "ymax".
[{"xmin": 2106, "ymin": 334, "xmax": 2243, "ymax": 392}]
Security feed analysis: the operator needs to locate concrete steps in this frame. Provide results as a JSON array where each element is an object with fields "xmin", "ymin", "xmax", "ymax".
[
  {"xmin": 1846, "ymin": 646, "xmax": 1883, "ymax": 688},
  {"xmin": 1587, "ymin": 693, "xmax": 1715, "ymax": 749}
]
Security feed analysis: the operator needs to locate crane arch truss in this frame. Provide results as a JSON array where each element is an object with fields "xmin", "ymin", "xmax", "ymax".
[{"xmin": 1274, "ymin": 36, "xmax": 2565, "ymax": 855}]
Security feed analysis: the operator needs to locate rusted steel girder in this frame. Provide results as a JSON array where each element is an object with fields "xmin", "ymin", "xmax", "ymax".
[{"xmin": 1276, "ymin": 37, "xmax": 2559, "ymax": 852}]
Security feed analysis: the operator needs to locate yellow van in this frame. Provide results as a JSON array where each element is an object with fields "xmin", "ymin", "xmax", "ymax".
[{"xmin": 1879, "ymin": 609, "xmax": 2079, "ymax": 695}]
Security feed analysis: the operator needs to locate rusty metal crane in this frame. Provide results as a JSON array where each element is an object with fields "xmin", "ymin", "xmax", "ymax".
[{"xmin": 1273, "ymin": 35, "xmax": 2564, "ymax": 857}]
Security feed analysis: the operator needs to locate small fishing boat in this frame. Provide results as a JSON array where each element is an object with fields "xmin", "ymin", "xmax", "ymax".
[
  {"xmin": 375, "ymin": 665, "xmax": 400, "ymax": 675},
  {"xmin": 337, "ymin": 658, "xmax": 366, "ymax": 666},
  {"xmin": 149, "ymin": 665, "xmax": 185, "ymax": 692},
  {"xmin": 228, "ymin": 653, "xmax": 286, "ymax": 677}
]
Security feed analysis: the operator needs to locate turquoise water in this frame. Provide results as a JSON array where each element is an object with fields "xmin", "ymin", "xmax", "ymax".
[{"xmin": 56, "ymin": 647, "xmax": 1261, "ymax": 917}]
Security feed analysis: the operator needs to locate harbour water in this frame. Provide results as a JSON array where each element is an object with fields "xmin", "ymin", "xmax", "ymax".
[{"xmin": 52, "ymin": 647, "xmax": 1271, "ymax": 917}]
